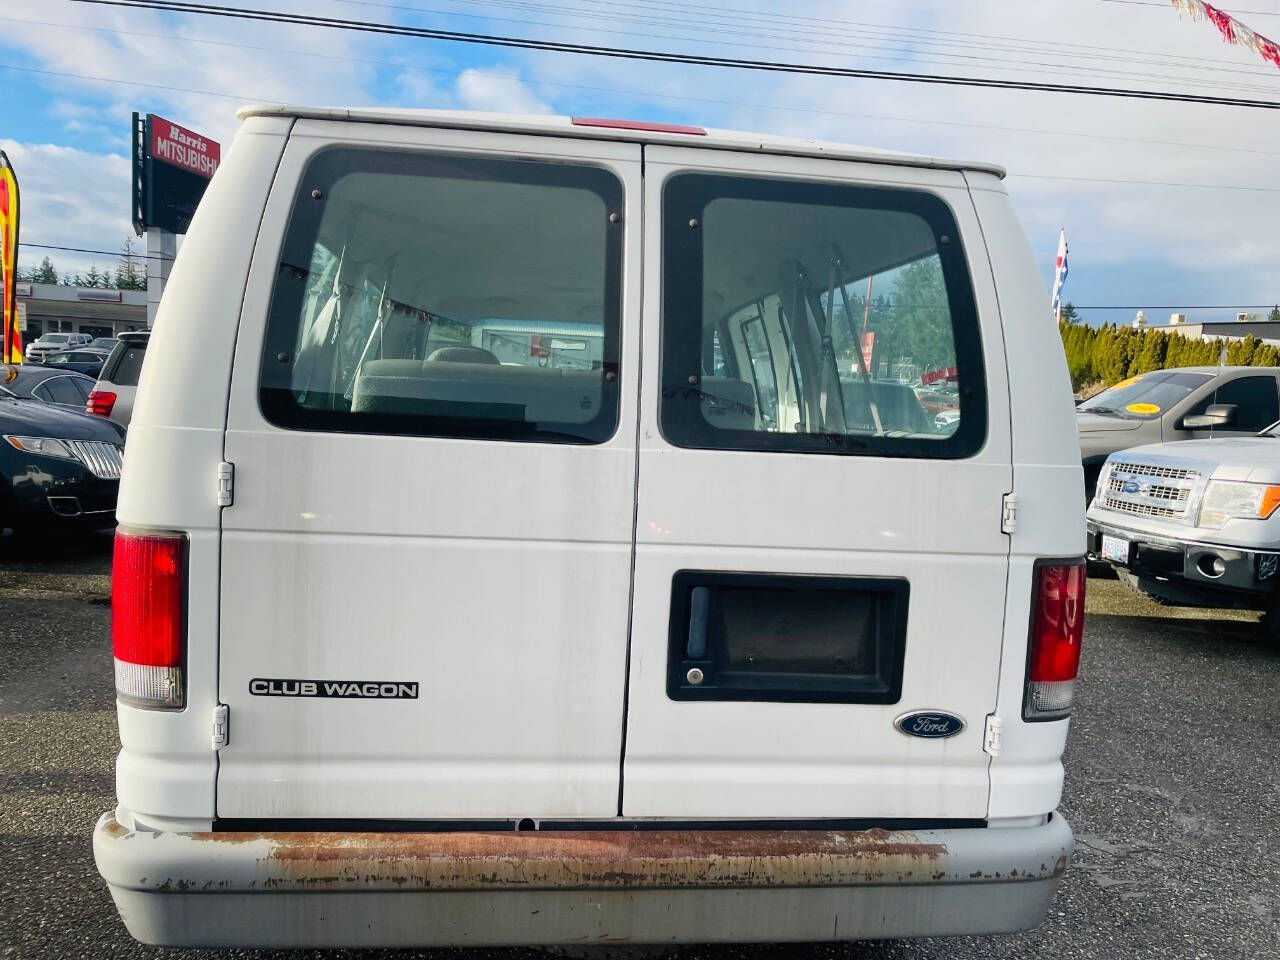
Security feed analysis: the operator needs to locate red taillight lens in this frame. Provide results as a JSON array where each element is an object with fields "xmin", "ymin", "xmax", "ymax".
[
  {"xmin": 1024, "ymin": 559, "xmax": 1086, "ymax": 721},
  {"xmin": 87, "ymin": 390, "xmax": 116, "ymax": 417},
  {"xmin": 112, "ymin": 531, "xmax": 186, "ymax": 709}
]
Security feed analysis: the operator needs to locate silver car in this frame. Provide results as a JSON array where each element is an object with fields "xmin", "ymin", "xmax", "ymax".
[
  {"xmin": 86, "ymin": 331, "xmax": 149, "ymax": 428},
  {"xmin": 1078, "ymin": 366, "xmax": 1280, "ymax": 500}
]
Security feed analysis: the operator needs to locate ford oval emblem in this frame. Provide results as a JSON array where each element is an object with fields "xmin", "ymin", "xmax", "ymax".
[
  {"xmin": 1122, "ymin": 479, "xmax": 1140, "ymax": 493},
  {"xmin": 895, "ymin": 710, "xmax": 966, "ymax": 739}
]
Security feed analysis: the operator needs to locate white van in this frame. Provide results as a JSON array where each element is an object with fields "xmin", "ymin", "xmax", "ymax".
[{"xmin": 93, "ymin": 107, "xmax": 1085, "ymax": 948}]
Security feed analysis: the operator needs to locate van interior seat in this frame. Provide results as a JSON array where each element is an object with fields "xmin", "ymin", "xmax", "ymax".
[
  {"xmin": 841, "ymin": 379, "xmax": 931, "ymax": 434},
  {"xmin": 426, "ymin": 345, "xmax": 501, "ymax": 365},
  {"xmin": 350, "ymin": 357, "xmax": 601, "ymax": 423},
  {"xmin": 699, "ymin": 376, "xmax": 757, "ymax": 430}
]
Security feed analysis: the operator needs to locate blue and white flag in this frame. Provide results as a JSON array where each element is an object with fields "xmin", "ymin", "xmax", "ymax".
[{"xmin": 1050, "ymin": 228, "xmax": 1069, "ymax": 321}]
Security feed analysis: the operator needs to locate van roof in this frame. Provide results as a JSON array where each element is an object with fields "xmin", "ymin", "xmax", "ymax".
[{"xmin": 237, "ymin": 106, "xmax": 1007, "ymax": 179}]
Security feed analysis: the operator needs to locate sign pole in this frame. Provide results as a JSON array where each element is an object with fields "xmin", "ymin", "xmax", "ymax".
[{"xmin": 145, "ymin": 227, "xmax": 176, "ymax": 329}]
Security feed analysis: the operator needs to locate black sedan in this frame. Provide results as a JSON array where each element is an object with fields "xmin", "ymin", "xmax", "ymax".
[
  {"xmin": 0, "ymin": 365, "xmax": 96, "ymax": 411},
  {"xmin": 1, "ymin": 396, "xmax": 124, "ymax": 535},
  {"xmin": 36, "ymin": 347, "xmax": 113, "ymax": 376}
]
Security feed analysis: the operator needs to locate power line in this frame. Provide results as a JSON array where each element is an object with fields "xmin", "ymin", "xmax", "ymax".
[
  {"xmin": 23, "ymin": 242, "xmax": 175, "ymax": 262},
  {"xmin": 1008, "ymin": 173, "xmax": 1280, "ymax": 192},
  {"xmin": 332, "ymin": 0, "xmax": 1280, "ymax": 87},
  {"xmin": 1101, "ymin": 0, "xmax": 1280, "ymax": 14},
  {"xmin": 69, "ymin": 0, "xmax": 1280, "ymax": 109},
  {"xmin": 0, "ymin": 62, "xmax": 285, "ymax": 104},
  {"xmin": 11, "ymin": 15, "xmax": 1280, "ymax": 159}
]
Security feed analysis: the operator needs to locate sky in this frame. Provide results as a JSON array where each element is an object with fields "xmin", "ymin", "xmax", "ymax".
[{"xmin": 2, "ymin": 0, "xmax": 1280, "ymax": 325}]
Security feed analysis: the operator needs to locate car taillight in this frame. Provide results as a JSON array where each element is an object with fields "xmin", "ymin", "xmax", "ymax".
[
  {"xmin": 112, "ymin": 531, "xmax": 186, "ymax": 709},
  {"xmin": 1024, "ymin": 559, "xmax": 1086, "ymax": 721},
  {"xmin": 87, "ymin": 390, "xmax": 116, "ymax": 417}
]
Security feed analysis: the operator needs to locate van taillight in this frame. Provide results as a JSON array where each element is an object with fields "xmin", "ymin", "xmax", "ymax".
[
  {"xmin": 1024, "ymin": 559, "xmax": 1086, "ymax": 721},
  {"xmin": 86, "ymin": 390, "xmax": 116, "ymax": 417},
  {"xmin": 112, "ymin": 531, "xmax": 186, "ymax": 709}
]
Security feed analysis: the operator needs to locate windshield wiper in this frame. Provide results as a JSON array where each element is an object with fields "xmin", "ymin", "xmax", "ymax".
[{"xmin": 1082, "ymin": 406, "xmax": 1123, "ymax": 417}]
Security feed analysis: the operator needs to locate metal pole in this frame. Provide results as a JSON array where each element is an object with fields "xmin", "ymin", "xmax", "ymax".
[{"xmin": 145, "ymin": 228, "xmax": 175, "ymax": 328}]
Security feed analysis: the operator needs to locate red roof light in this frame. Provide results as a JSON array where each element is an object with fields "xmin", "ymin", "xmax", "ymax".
[{"xmin": 571, "ymin": 117, "xmax": 706, "ymax": 135}]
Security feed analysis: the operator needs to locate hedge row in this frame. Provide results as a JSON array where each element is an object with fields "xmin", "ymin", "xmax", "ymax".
[{"xmin": 1059, "ymin": 318, "xmax": 1280, "ymax": 392}]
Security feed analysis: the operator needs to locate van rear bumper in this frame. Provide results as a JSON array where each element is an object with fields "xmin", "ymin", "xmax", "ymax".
[{"xmin": 94, "ymin": 811, "xmax": 1072, "ymax": 947}]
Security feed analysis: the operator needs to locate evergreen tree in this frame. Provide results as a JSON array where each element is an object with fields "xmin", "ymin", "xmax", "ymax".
[
  {"xmin": 114, "ymin": 238, "xmax": 146, "ymax": 291},
  {"xmin": 1270, "ymin": 305, "xmax": 1280, "ymax": 324},
  {"xmin": 1059, "ymin": 302, "xmax": 1079, "ymax": 324},
  {"xmin": 31, "ymin": 256, "xmax": 59, "ymax": 284}
]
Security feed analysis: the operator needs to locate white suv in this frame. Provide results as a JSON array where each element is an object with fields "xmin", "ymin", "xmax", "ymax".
[
  {"xmin": 92, "ymin": 107, "xmax": 1084, "ymax": 949},
  {"xmin": 26, "ymin": 331, "xmax": 90, "ymax": 363}
]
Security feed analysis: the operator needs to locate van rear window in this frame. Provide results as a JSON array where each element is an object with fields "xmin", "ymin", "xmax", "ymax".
[
  {"xmin": 259, "ymin": 149, "xmax": 623, "ymax": 444},
  {"xmin": 660, "ymin": 174, "xmax": 986, "ymax": 458}
]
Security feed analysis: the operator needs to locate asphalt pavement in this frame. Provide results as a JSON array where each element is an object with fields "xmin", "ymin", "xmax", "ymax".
[{"xmin": 2, "ymin": 533, "xmax": 1278, "ymax": 960}]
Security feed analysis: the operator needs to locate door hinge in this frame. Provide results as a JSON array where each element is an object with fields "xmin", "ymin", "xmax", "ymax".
[
  {"xmin": 983, "ymin": 714, "xmax": 1003, "ymax": 757},
  {"xmin": 212, "ymin": 703, "xmax": 230, "ymax": 750},
  {"xmin": 1000, "ymin": 493, "xmax": 1018, "ymax": 534},
  {"xmin": 216, "ymin": 460, "xmax": 234, "ymax": 507}
]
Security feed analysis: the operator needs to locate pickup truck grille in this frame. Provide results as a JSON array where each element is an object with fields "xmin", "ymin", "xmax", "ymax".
[{"xmin": 1100, "ymin": 460, "xmax": 1201, "ymax": 523}]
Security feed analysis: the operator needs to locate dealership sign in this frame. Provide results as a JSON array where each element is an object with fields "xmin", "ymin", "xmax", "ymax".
[
  {"xmin": 133, "ymin": 113, "xmax": 221, "ymax": 235},
  {"xmin": 150, "ymin": 116, "xmax": 220, "ymax": 178}
]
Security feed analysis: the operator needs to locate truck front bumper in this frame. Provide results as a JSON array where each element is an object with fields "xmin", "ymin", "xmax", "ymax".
[
  {"xmin": 94, "ymin": 811, "xmax": 1073, "ymax": 947},
  {"xmin": 1087, "ymin": 518, "xmax": 1280, "ymax": 603}
]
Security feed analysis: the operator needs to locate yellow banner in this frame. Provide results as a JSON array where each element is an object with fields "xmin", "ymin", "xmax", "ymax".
[{"xmin": 1, "ymin": 151, "xmax": 21, "ymax": 364}]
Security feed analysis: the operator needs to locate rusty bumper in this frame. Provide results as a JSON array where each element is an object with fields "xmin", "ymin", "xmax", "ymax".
[{"xmin": 94, "ymin": 812, "xmax": 1073, "ymax": 947}]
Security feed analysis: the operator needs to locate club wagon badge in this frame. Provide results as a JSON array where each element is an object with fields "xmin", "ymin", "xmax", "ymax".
[{"xmin": 895, "ymin": 710, "xmax": 966, "ymax": 739}]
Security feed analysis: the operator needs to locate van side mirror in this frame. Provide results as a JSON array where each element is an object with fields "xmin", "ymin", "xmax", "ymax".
[{"xmin": 1182, "ymin": 403, "xmax": 1237, "ymax": 430}]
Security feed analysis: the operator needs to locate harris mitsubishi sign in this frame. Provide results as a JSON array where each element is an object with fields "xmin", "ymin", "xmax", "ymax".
[{"xmin": 132, "ymin": 113, "xmax": 221, "ymax": 235}]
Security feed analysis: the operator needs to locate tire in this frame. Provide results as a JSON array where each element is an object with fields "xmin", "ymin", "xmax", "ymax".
[{"xmin": 1117, "ymin": 569, "xmax": 1174, "ymax": 605}]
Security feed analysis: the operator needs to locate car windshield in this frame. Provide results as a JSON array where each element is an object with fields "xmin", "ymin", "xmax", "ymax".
[{"xmin": 1078, "ymin": 370, "xmax": 1213, "ymax": 420}]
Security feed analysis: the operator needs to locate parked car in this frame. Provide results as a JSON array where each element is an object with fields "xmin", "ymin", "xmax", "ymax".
[
  {"xmin": 88, "ymin": 336, "xmax": 120, "ymax": 351},
  {"xmin": 0, "ymin": 394, "xmax": 124, "ymax": 535},
  {"xmin": 93, "ymin": 108, "xmax": 1082, "ymax": 949},
  {"xmin": 0, "ymin": 365, "xmax": 96, "ymax": 411},
  {"xmin": 1087, "ymin": 427, "xmax": 1280, "ymax": 641},
  {"xmin": 36, "ymin": 347, "xmax": 112, "ymax": 376},
  {"xmin": 87, "ymin": 331, "xmax": 149, "ymax": 428},
  {"xmin": 1078, "ymin": 365, "xmax": 1280, "ymax": 500},
  {"xmin": 25, "ymin": 331, "xmax": 90, "ymax": 363}
]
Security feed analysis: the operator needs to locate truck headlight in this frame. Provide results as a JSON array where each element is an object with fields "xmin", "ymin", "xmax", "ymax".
[
  {"xmin": 1093, "ymin": 461, "xmax": 1115, "ymax": 505},
  {"xmin": 1199, "ymin": 480, "xmax": 1280, "ymax": 529},
  {"xmin": 3, "ymin": 435, "xmax": 77, "ymax": 460}
]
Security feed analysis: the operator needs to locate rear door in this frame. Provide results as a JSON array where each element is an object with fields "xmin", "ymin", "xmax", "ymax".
[
  {"xmin": 218, "ymin": 121, "xmax": 641, "ymax": 820},
  {"xmin": 622, "ymin": 147, "xmax": 1013, "ymax": 820}
]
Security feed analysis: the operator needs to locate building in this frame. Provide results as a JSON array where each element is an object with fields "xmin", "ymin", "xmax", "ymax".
[
  {"xmin": 15, "ymin": 281, "xmax": 146, "ymax": 342},
  {"xmin": 1138, "ymin": 311, "xmax": 1280, "ymax": 346}
]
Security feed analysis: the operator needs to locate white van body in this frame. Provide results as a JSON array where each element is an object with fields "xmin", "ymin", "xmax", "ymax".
[{"xmin": 94, "ymin": 107, "xmax": 1084, "ymax": 948}]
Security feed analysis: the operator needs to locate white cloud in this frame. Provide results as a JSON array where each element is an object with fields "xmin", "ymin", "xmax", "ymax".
[
  {"xmin": 455, "ymin": 67, "xmax": 552, "ymax": 115},
  {"xmin": 4, "ymin": 0, "xmax": 1280, "ymax": 312},
  {"xmin": 2, "ymin": 139, "xmax": 132, "ymax": 278}
]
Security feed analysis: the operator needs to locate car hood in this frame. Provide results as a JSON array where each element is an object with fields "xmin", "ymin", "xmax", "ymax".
[
  {"xmin": 1110, "ymin": 436, "xmax": 1280, "ymax": 484},
  {"xmin": 0, "ymin": 397, "xmax": 125, "ymax": 442},
  {"xmin": 1076, "ymin": 412, "xmax": 1143, "ymax": 433}
]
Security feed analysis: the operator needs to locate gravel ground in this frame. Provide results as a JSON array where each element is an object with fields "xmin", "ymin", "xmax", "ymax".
[{"xmin": 2, "ymin": 536, "xmax": 1278, "ymax": 959}]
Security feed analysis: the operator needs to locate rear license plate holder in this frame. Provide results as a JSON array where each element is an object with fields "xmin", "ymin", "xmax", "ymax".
[{"xmin": 1101, "ymin": 535, "xmax": 1130, "ymax": 565}]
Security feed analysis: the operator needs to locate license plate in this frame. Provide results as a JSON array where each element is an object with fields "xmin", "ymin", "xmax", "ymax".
[{"xmin": 1101, "ymin": 534, "xmax": 1130, "ymax": 564}]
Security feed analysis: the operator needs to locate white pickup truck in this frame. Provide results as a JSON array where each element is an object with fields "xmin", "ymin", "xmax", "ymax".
[{"xmin": 1087, "ymin": 429, "xmax": 1280, "ymax": 641}]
